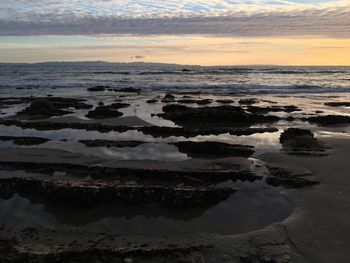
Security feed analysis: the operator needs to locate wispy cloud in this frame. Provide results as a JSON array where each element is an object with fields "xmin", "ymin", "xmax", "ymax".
[{"xmin": 0, "ymin": 1, "xmax": 349, "ymax": 37}]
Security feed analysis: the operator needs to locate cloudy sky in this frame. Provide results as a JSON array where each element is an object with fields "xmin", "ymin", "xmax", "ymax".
[{"xmin": 0, "ymin": 0, "xmax": 349, "ymax": 65}]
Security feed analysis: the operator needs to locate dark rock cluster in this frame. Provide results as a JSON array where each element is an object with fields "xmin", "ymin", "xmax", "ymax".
[
  {"xmin": 246, "ymin": 105, "xmax": 300, "ymax": 114},
  {"xmin": 110, "ymin": 102, "xmax": 130, "ymax": 109},
  {"xmin": 324, "ymin": 102, "xmax": 350, "ymax": 107},
  {"xmin": 279, "ymin": 128, "xmax": 328, "ymax": 156},
  {"xmin": 216, "ymin": 99, "xmax": 234, "ymax": 104},
  {"xmin": 0, "ymin": 161, "xmax": 261, "ymax": 184},
  {"xmin": 161, "ymin": 93, "xmax": 176, "ymax": 103},
  {"xmin": 87, "ymin": 86, "xmax": 108, "ymax": 92},
  {"xmin": 79, "ymin": 140, "xmax": 145, "ymax": 148},
  {"xmin": 160, "ymin": 105, "xmax": 280, "ymax": 128},
  {"xmin": 18, "ymin": 99, "xmax": 71, "ymax": 117},
  {"xmin": 17, "ymin": 97, "xmax": 93, "ymax": 117},
  {"xmin": 86, "ymin": 106, "xmax": 123, "ymax": 119},
  {"xmin": 0, "ymin": 119, "xmax": 278, "ymax": 138},
  {"xmin": 0, "ymin": 177, "xmax": 236, "ymax": 208},
  {"xmin": 0, "ymin": 136, "xmax": 49, "ymax": 146},
  {"xmin": 239, "ymin": 98, "xmax": 259, "ymax": 105},
  {"xmin": 146, "ymin": 99, "xmax": 158, "ymax": 104},
  {"xmin": 306, "ymin": 115, "xmax": 350, "ymax": 126},
  {"xmin": 266, "ymin": 166, "xmax": 318, "ymax": 188}
]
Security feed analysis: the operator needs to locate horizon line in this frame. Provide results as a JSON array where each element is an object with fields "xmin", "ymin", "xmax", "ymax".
[{"xmin": 1, "ymin": 61, "xmax": 349, "ymax": 67}]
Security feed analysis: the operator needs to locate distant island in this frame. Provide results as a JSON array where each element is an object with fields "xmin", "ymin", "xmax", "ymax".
[{"xmin": 0, "ymin": 61, "xmax": 201, "ymax": 70}]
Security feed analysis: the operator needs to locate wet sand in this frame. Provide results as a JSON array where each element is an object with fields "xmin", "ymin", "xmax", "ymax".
[{"xmin": 261, "ymin": 137, "xmax": 350, "ymax": 263}]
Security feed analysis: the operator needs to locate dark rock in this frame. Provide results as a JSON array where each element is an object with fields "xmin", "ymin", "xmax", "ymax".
[
  {"xmin": 98, "ymin": 101, "xmax": 104, "ymax": 106},
  {"xmin": 0, "ymin": 136, "xmax": 49, "ymax": 146},
  {"xmin": 86, "ymin": 106, "xmax": 123, "ymax": 119},
  {"xmin": 173, "ymin": 141, "xmax": 254, "ymax": 158},
  {"xmin": 266, "ymin": 166, "xmax": 318, "ymax": 188},
  {"xmin": 0, "ymin": 119, "xmax": 277, "ymax": 138},
  {"xmin": 216, "ymin": 99, "xmax": 234, "ymax": 104},
  {"xmin": 239, "ymin": 98, "xmax": 259, "ymax": 105},
  {"xmin": 0, "ymin": 119, "xmax": 131, "ymax": 133},
  {"xmin": 146, "ymin": 99, "xmax": 158, "ymax": 104},
  {"xmin": 160, "ymin": 105, "xmax": 280, "ymax": 128},
  {"xmin": 196, "ymin": 99, "xmax": 212, "ymax": 105},
  {"xmin": 0, "ymin": 227, "xmax": 210, "ymax": 262},
  {"xmin": 0, "ymin": 177, "xmax": 236, "ymax": 208},
  {"xmin": 18, "ymin": 99, "xmax": 73, "ymax": 117},
  {"xmin": 162, "ymin": 104, "xmax": 188, "ymax": 113},
  {"xmin": 110, "ymin": 103, "xmax": 130, "ymax": 109},
  {"xmin": 177, "ymin": 99, "xmax": 213, "ymax": 105},
  {"xmin": 306, "ymin": 115, "xmax": 350, "ymax": 126},
  {"xmin": 285, "ymin": 116, "xmax": 295, "ymax": 122},
  {"xmin": 177, "ymin": 99, "xmax": 198, "ymax": 104},
  {"xmin": 0, "ymin": 161, "xmax": 261, "ymax": 185},
  {"xmin": 324, "ymin": 102, "xmax": 350, "ymax": 107},
  {"xmin": 141, "ymin": 126, "xmax": 278, "ymax": 138},
  {"xmin": 279, "ymin": 128, "xmax": 328, "ymax": 156},
  {"xmin": 87, "ymin": 86, "xmax": 107, "ymax": 92},
  {"xmin": 266, "ymin": 175, "xmax": 318, "ymax": 188},
  {"xmin": 177, "ymin": 91, "xmax": 201, "ymax": 95},
  {"xmin": 1, "ymin": 97, "xmax": 92, "ymax": 111},
  {"xmin": 162, "ymin": 94, "xmax": 176, "ymax": 103},
  {"xmin": 246, "ymin": 105, "xmax": 300, "ymax": 114},
  {"xmin": 182, "ymin": 69, "xmax": 192, "ymax": 72},
  {"xmin": 115, "ymin": 88, "xmax": 141, "ymax": 93},
  {"xmin": 79, "ymin": 140, "xmax": 145, "ymax": 148}
]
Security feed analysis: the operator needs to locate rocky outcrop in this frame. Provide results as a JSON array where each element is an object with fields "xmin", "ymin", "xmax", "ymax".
[
  {"xmin": 216, "ymin": 99, "xmax": 234, "ymax": 104},
  {"xmin": 0, "ymin": 177, "xmax": 236, "ymax": 208},
  {"xmin": 160, "ymin": 105, "xmax": 280, "ymax": 128},
  {"xmin": 279, "ymin": 128, "xmax": 328, "ymax": 156},
  {"xmin": 324, "ymin": 102, "xmax": 350, "ymax": 107},
  {"xmin": 0, "ymin": 119, "xmax": 131, "ymax": 133},
  {"xmin": 140, "ymin": 126, "xmax": 278, "ymax": 138},
  {"xmin": 246, "ymin": 105, "xmax": 300, "ymax": 114},
  {"xmin": 79, "ymin": 140, "xmax": 145, "ymax": 148},
  {"xmin": 86, "ymin": 106, "xmax": 123, "ymax": 119},
  {"xmin": 115, "ymin": 87, "xmax": 141, "ymax": 93},
  {"xmin": 87, "ymin": 86, "xmax": 108, "ymax": 92},
  {"xmin": 239, "ymin": 98, "xmax": 259, "ymax": 105},
  {"xmin": 177, "ymin": 99, "xmax": 199, "ymax": 104},
  {"xmin": 173, "ymin": 141, "xmax": 254, "ymax": 158},
  {"xmin": 146, "ymin": 99, "xmax": 158, "ymax": 104},
  {"xmin": 0, "ymin": 226, "xmax": 212, "ymax": 263},
  {"xmin": 0, "ymin": 119, "xmax": 278, "ymax": 137},
  {"xmin": 306, "ymin": 115, "xmax": 350, "ymax": 126},
  {"xmin": 0, "ymin": 136, "xmax": 49, "ymax": 146},
  {"xmin": 0, "ymin": 160, "xmax": 261, "ymax": 184},
  {"xmin": 17, "ymin": 97, "xmax": 93, "ymax": 118},
  {"xmin": 266, "ymin": 165, "xmax": 318, "ymax": 188},
  {"xmin": 196, "ymin": 99, "xmax": 212, "ymax": 105},
  {"xmin": 18, "ymin": 99, "xmax": 72, "ymax": 117},
  {"xmin": 109, "ymin": 102, "xmax": 130, "ymax": 109},
  {"xmin": 161, "ymin": 94, "xmax": 176, "ymax": 103}
]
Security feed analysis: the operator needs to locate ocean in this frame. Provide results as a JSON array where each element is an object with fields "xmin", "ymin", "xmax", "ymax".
[{"xmin": 1, "ymin": 64, "xmax": 350, "ymax": 95}]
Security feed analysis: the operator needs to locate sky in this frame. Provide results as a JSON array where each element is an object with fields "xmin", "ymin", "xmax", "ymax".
[{"xmin": 0, "ymin": 0, "xmax": 349, "ymax": 65}]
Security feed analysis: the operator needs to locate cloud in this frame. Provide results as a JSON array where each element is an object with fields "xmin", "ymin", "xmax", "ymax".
[{"xmin": 0, "ymin": 1, "xmax": 349, "ymax": 38}]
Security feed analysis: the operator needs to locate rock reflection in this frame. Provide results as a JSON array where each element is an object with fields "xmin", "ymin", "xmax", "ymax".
[{"xmin": 0, "ymin": 180, "xmax": 291, "ymax": 235}]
